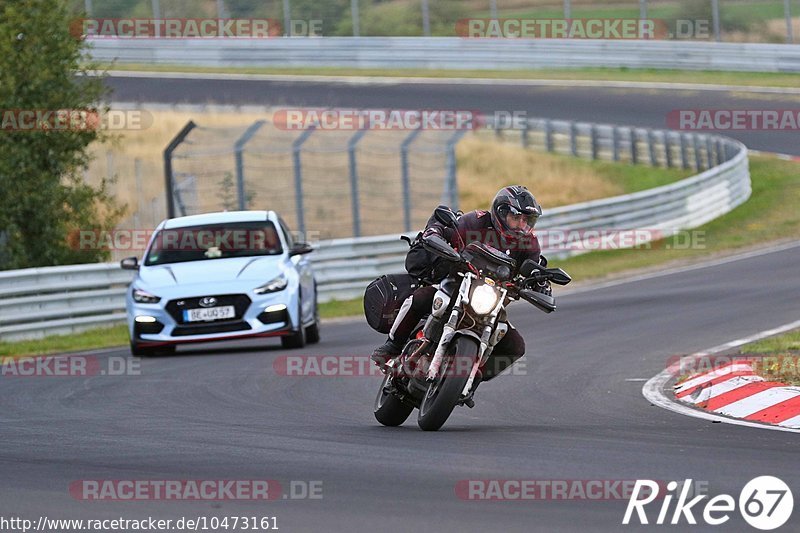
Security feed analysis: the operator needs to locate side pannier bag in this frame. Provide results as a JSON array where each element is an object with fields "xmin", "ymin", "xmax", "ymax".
[{"xmin": 363, "ymin": 273, "xmax": 420, "ymax": 333}]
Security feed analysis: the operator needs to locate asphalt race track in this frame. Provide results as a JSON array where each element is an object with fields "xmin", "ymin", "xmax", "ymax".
[
  {"xmin": 2, "ymin": 76, "xmax": 800, "ymax": 532},
  {"xmin": 106, "ymin": 74, "xmax": 800, "ymax": 155}
]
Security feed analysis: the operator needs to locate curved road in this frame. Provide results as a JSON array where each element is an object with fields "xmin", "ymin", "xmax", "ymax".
[
  {"xmin": 2, "ymin": 76, "xmax": 800, "ymax": 532},
  {"xmin": 106, "ymin": 74, "xmax": 800, "ymax": 155}
]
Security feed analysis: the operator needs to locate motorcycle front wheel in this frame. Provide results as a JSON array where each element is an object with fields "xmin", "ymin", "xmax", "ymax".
[{"xmin": 417, "ymin": 336, "xmax": 478, "ymax": 431}]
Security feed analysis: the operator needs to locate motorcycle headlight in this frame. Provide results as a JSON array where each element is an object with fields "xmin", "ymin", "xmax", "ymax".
[
  {"xmin": 132, "ymin": 287, "xmax": 161, "ymax": 304},
  {"xmin": 254, "ymin": 274, "xmax": 288, "ymax": 294},
  {"xmin": 470, "ymin": 283, "xmax": 500, "ymax": 315}
]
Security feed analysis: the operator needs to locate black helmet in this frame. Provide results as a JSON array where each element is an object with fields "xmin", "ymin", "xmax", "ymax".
[{"xmin": 490, "ymin": 185, "xmax": 542, "ymax": 240}]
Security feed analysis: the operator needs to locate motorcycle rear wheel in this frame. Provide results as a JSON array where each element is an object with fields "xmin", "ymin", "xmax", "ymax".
[{"xmin": 374, "ymin": 373, "xmax": 414, "ymax": 426}]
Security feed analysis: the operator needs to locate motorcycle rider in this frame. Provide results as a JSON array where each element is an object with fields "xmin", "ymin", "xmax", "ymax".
[{"xmin": 371, "ymin": 185, "xmax": 549, "ymax": 382}]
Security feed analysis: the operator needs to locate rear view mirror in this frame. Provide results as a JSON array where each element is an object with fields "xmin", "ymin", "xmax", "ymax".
[
  {"xmin": 423, "ymin": 234, "xmax": 460, "ymax": 261},
  {"xmin": 519, "ymin": 259, "xmax": 539, "ymax": 278},
  {"xmin": 548, "ymin": 268, "xmax": 572, "ymax": 286},
  {"xmin": 433, "ymin": 206, "xmax": 458, "ymax": 229}
]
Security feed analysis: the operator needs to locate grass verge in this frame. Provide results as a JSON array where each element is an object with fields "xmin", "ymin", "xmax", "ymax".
[
  {"xmin": 0, "ymin": 324, "xmax": 129, "ymax": 358},
  {"xmin": 740, "ymin": 330, "xmax": 800, "ymax": 385},
  {"xmin": 103, "ymin": 63, "xmax": 800, "ymax": 90}
]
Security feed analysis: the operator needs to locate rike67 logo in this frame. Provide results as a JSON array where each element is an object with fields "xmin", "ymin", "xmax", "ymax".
[{"xmin": 623, "ymin": 476, "xmax": 793, "ymax": 530}]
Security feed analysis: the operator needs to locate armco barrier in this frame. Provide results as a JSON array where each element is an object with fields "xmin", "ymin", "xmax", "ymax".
[
  {"xmin": 0, "ymin": 118, "xmax": 749, "ymax": 341},
  {"xmin": 88, "ymin": 37, "xmax": 800, "ymax": 73}
]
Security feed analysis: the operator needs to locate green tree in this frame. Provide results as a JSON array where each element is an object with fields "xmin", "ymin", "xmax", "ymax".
[{"xmin": 0, "ymin": 0, "xmax": 124, "ymax": 269}]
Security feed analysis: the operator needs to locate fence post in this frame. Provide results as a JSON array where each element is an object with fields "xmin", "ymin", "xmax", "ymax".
[
  {"xmin": 234, "ymin": 120, "xmax": 266, "ymax": 210},
  {"xmin": 446, "ymin": 130, "xmax": 467, "ymax": 210},
  {"xmin": 711, "ymin": 0, "xmax": 721, "ymax": 42},
  {"xmin": 706, "ymin": 135, "xmax": 714, "ymax": 169},
  {"xmin": 347, "ymin": 128, "xmax": 368, "ymax": 237},
  {"xmin": 563, "ymin": 0, "xmax": 571, "ymax": 19},
  {"xmin": 693, "ymin": 134, "xmax": 702, "ymax": 170},
  {"xmin": 785, "ymin": 0, "xmax": 794, "ymax": 43},
  {"xmin": 151, "ymin": 0, "xmax": 161, "ymax": 37},
  {"xmin": 401, "ymin": 125, "xmax": 423, "ymax": 232},
  {"xmin": 283, "ymin": 0, "xmax": 291, "ymax": 36},
  {"xmin": 163, "ymin": 120, "xmax": 196, "ymax": 219},
  {"xmin": 421, "ymin": 0, "xmax": 431, "ymax": 36},
  {"xmin": 647, "ymin": 130, "xmax": 658, "ymax": 166},
  {"xmin": 292, "ymin": 126, "xmax": 316, "ymax": 235},
  {"xmin": 521, "ymin": 120, "xmax": 529, "ymax": 148},
  {"xmin": 545, "ymin": 119, "xmax": 554, "ymax": 152},
  {"xmin": 570, "ymin": 122, "xmax": 578, "ymax": 157},
  {"xmin": 664, "ymin": 131, "xmax": 673, "ymax": 168},
  {"xmin": 630, "ymin": 128, "xmax": 638, "ymax": 165},
  {"xmin": 680, "ymin": 133, "xmax": 689, "ymax": 169},
  {"xmin": 716, "ymin": 139, "xmax": 724, "ymax": 165},
  {"xmin": 106, "ymin": 151, "xmax": 115, "ymax": 182},
  {"xmin": 590, "ymin": 124, "xmax": 598, "ymax": 160},
  {"xmin": 612, "ymin": 125, "xmax": 620, "ymax": 161},
  {"xmin": 351, "ymin": 0, "xmax": 360, "ymax": 37}
]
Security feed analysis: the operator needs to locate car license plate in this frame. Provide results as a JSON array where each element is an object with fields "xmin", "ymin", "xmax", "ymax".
[{"xmin": 183, "ymin": 306, "xmax": 235, "ymax": 322}]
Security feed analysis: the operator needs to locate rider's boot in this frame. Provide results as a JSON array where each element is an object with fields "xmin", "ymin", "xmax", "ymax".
[{"xmin": 371, "ymin": 336, "xmax": 403, "ymax": 367}]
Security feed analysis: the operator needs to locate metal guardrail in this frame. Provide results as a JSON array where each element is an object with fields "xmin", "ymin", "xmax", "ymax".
[
  {"xmin": 0, "ymin": 118, "xmax": 750, "ymax": 341},
  {"xmin": 89, "ymin": 37, "xmax": 800, "ymax": 73}
]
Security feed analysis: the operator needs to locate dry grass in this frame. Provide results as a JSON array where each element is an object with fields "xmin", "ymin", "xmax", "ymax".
[
  {"xmin": 725, "ymin": 17, "xmax": 800, "ymax": 43},
  {"xmin": 456, "ymin": 134, "xmax": 623, "ymax": 212}
]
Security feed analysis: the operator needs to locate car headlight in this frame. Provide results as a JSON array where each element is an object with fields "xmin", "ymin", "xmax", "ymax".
[
  {"xmin": 470, "ymin": 283, "xmax": 500, "ymax": 315},
  {"xmin": 132, "ymin": 287, "xmax": 161, "ymax": 304},
  {"xmin": 254, "ymin": 274, "xmax": 288, "ymax": 294}
]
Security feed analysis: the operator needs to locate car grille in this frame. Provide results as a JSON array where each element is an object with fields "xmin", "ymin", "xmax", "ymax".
[
  {"xmin": 172, "ymin": 321, "xmax": 252, "ymax": 337},
  {"xmin": 166, "ymin": 294, "xmax": 252, "ymax": 324}
]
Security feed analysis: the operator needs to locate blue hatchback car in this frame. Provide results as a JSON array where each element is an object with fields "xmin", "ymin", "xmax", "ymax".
[{"xmin": 121, "ymin": 210, "xmax": 319, "ymax": 355}]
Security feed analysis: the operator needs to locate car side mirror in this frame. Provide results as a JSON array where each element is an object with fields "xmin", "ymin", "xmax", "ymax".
[
  {"xmin": 290, "ymin": 242, "xmax": 314, "ymax": 256},
  {"xmin": 120, "ymin": 257, "xmax": 139, "ymax": 270}
]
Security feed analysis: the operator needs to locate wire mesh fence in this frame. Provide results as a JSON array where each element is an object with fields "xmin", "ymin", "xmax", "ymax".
[{"xmin": 164, "ymin": 117, "xmax": 462, "ymax": 242}]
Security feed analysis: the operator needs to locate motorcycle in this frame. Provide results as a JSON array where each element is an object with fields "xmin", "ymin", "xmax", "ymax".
[{"xmin": 374, "ymin": 224, "xmax": 572, "ymax": 431}]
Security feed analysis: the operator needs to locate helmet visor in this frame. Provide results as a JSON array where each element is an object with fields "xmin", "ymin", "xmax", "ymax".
[{"xmin": 505, "ymin": 212, "xmax": 538, "ymax": 232}]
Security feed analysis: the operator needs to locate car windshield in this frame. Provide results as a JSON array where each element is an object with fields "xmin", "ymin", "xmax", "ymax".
[{"xmin": 144, "ymin": 221, "xmax": 282, "ymax": 266}]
